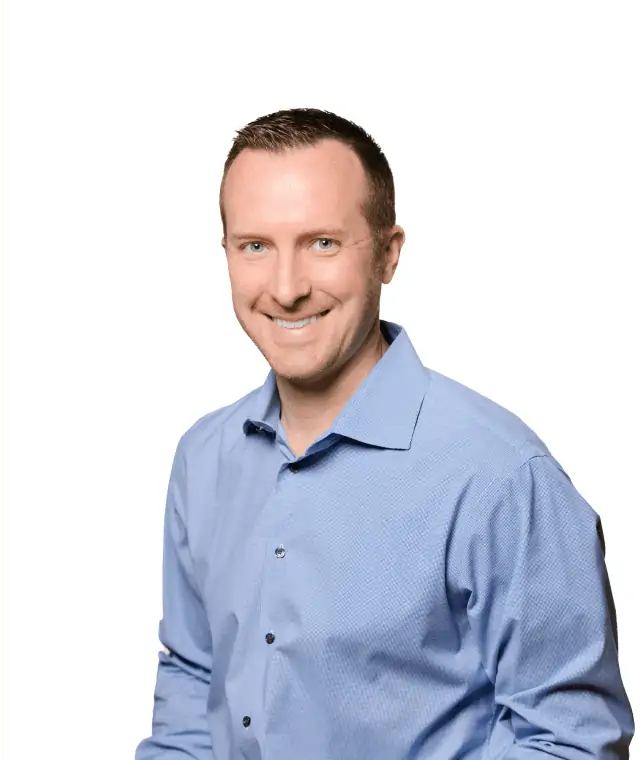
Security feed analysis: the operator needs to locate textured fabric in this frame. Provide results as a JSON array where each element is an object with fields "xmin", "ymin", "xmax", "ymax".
[{"xmin": 135, "ymin": 320, "xmax": 634, "ymax": 759}]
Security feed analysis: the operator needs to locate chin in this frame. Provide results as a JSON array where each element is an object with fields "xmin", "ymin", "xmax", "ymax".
[{"xmin": 268, "ymin": 355, "xmax": 333, "ymax": 385}]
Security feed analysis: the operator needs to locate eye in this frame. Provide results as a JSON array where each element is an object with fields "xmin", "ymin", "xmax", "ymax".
[
  {"xmin": 241, "ymin": 241, "xmax": 268, "ymax": 254},
  {"xmin": 311, "ymin": 238, "xmax": 338, "ymax": 252}
]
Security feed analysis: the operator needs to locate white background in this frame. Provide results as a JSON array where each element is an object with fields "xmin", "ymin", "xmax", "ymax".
[{"xmin": 3, "ymin": 2, "xmax": 641, "ymax": 757}]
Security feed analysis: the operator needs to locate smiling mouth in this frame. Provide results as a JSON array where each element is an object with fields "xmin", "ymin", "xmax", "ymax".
[{"xmin": 269, "ymin": 310, "xmax": 331, "ymax": 330}]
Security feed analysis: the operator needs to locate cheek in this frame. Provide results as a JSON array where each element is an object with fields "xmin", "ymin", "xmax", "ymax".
[
  {"xmin": 313, "ymin": 259, "xmax": 373, "ymax": 298},
  {"xmin": 228, "ymin": 265, "xmax": 262, "ymax": 303}
]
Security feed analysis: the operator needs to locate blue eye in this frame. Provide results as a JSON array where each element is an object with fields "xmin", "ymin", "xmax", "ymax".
[
  {"xmin": 312, "ymin": 238, "xmax": 337, "ymax": 251},
  {"xmin": 243, "ymin": 242, "xmax": 267, "ymax": 253}
]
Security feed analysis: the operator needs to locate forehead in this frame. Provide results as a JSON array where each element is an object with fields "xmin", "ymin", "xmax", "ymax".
[{"xmin": 222, "ymin": 139, "xmax": 369, "ymax": 232}]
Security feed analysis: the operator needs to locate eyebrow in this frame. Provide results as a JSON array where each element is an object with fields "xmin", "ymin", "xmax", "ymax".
[{"xmin": 229, "ymin": 228, "xmax": 347, "ymax": 244}]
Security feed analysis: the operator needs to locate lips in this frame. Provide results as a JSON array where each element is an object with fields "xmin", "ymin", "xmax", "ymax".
[{"xmin": 269, "ymin": 309, "xmax": 331, "ymax": 330}]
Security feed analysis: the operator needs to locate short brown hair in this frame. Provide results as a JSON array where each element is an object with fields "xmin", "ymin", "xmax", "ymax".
[{"xmin": 219, "ymin": 108, "xmax": 396, "ymax": 253}]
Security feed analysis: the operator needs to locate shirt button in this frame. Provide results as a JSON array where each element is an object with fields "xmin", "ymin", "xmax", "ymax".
[
  {"xmin": 265, "ymin": 632, "xmax": 275, "ymax": 644},
  {"xmin": 275, "ymin": 545, "xmax": 285, "ymax": 558},
  {"xmin": 242, "ymin": 715, "xmax": 251, "ymax": 727},
  {"xmin": 289, "ymin": 463, "xmax": 300, "ymax": 472}
]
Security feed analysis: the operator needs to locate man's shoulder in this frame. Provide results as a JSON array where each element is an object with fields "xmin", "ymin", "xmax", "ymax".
[
  {"xmin": 420, "ymin": 366, "xmax": 552, "ymax": 467},
  {"xmin": 175, "ymin": 383, "xmax": 264, "ymax": 458}
]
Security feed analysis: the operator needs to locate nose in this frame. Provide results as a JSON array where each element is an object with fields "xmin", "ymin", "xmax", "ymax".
[{"xmin": 268, "ymin": 249, "xmax": 312, "ymax": 309}]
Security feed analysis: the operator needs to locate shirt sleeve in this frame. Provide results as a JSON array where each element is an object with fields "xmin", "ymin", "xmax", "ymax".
[
  {"xmin": 135, "ymin": 441, "xmax": 214, "ymax": 759},
  {"xmin": 463, "ymin": 454, "xmax": 634, "ymax": 757}
]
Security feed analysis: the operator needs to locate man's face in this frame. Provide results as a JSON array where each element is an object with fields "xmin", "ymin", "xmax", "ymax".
[{"xmin": 221, "ymin": 139, "xmax": 402, "ymax": 385}]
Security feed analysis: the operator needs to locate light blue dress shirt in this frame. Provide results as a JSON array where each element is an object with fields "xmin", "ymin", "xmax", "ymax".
[{"xmin": 136, "ymin": 320, "xmax": 634, "ymax": 759}]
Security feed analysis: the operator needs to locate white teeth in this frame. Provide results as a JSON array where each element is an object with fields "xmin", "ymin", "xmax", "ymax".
[{"xmin": 274, "ymin": 314, "xmax": 322, "ymax": 329}]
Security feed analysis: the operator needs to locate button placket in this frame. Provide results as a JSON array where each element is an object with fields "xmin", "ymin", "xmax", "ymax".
[{"xmin": 251, "ymin": 459, "xmax": 299, "ymax": 735}]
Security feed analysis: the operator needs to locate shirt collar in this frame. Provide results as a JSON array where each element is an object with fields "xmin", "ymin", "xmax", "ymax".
[{"xmin": 243, "ymin": 320, "xmax": 428, "ymax": 451}]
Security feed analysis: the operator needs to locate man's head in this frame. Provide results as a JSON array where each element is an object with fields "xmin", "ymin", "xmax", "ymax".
[{"xmin": 220, "ymin": 108, "xmax": 405, "ymax": 388}]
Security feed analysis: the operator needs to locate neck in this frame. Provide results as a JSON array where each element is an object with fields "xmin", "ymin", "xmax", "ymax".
[{"xmin": 277, "ymin": 319, "xmax": 388, "ymax": 456}]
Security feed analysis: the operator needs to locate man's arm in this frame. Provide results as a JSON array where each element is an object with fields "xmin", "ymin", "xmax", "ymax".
[
  {"xmin": 135, "ymin": 441, "xmax": 214, "ymax": 759},
  {"xmin": 462, "ymin": 454, "xmax": 634, "ymax": 757}
]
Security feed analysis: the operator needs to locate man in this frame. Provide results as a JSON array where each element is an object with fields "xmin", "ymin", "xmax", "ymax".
[{"xmin": 136, "ymin": 108, "xmax": 634, "ymax": 758}]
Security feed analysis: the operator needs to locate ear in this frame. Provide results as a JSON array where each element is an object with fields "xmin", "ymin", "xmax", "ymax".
[{"xmin": 380, "ymin": 225, "xmax": 405, "ymax": 284}]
